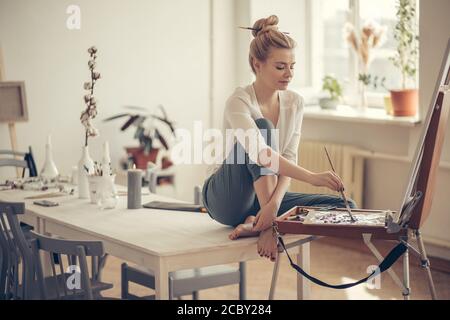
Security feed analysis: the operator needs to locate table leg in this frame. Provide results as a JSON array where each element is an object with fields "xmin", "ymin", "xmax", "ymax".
[
  {"xmin": 155, "ymin": 260, "xmax": 170, "ymax": 300},
  {"xmin": 297, "ymin": 242, "xmax": 311, "ymax": 300},
  {"xmin": 39, "ymin": 218, "xmax": 54, "ymax": 277}
]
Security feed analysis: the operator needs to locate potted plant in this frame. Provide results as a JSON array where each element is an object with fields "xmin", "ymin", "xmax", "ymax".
[
  {"xmin": 319, "ymin": 75, "xmax": 343, "ymax": 110},
  {"xmin": 389, "ymin": 0, "xmax": 419, "ymax": 116},
  {"xmin": 103, "ymin": 105, "xmax": 176, "ymax": 170}
]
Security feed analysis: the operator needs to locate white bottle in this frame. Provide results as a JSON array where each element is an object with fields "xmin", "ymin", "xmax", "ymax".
[
  {"xmin": 146, "ymin": 161, "xmax": 158, "ymax": 193},
  {"xmin": 78, "ymin": 145, "xmax": 94, "ymax": 199},
  {"xmin": 40, "ymin": 135, "xmax": 59, "ymax": 180},
  {"xmin": 98, "ymin": 141, "xmax": 118, "ymax": 209}
]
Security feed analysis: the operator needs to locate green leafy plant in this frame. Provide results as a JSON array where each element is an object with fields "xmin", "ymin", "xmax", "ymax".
[
  {"xmin": 322, "ymin": 75, "xmax": 343, "ymax": 101},
  {"xmin": 358, "ymin": 74, "xmax": 387, "ymax": 91},
  {"xmin": 103, "ymin": 105, "xmax": 176, "ymax": 154},
  {"xmin": 390, "ymin": 0, "xmax": 419, "ymax": 89}
]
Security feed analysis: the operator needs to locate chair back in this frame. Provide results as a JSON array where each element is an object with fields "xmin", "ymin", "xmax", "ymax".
[
  {"xmin": 0, "ymin": 201, "xmax": 106, "ymax": 300},
  {"xmin": 29, "ymin": 231, "xmax": 105, "ymax": 300},
  {"xmin": 0, "ymin": 201, "xmax": 32, "ymax": 299},
  {"xmin": 0, "ymin": 147, "xmax": 38, "ymax": 177}
]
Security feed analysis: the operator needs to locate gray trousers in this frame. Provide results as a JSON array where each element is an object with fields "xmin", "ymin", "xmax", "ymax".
[{"xmin": 202, "ymin": 118, "xmax": 357, "ymax": 227}]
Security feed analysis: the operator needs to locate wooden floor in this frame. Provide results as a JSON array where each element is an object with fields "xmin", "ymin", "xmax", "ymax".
[{"xmin": 100, "ymin": 237, "xmax": 450, "ymax": 300}]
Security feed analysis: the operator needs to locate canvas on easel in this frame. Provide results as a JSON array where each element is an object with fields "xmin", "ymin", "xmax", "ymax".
[
  {"xmin": 0, "ymin": 45, "xmax": 29, "ymax": 177},
  {"xmin": 0, "ymin": 81, "xmax": 28, "ymax": 123},
  {"xmin": 273, "ymin": 38, "xmax": 450, "ymax": 300}
]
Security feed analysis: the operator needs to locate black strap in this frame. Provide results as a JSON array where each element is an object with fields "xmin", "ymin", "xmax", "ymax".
[{"xmin": 277, "ymin": 235, "xmax": 407, "ymax": 289}]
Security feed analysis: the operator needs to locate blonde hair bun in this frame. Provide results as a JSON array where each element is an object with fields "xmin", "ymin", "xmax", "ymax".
[
  {"xmin": 251, "ymin": 15, "xmax": 279, "ymax": 38},
  {"xmin": 247, "ymin": 15, "xmax": 296, "ymax": 74}
]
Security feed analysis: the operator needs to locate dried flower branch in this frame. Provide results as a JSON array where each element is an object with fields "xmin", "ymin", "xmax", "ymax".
[
  {"xmin": 343, "ymin": 20, "xmax": 387, "ymax": 72},
  {"xmin": 344, "ymin": 20, "xmax": 387, "ymax": 95},
  {"xmin": 80, "ymin": 46, "xmax": 100, "ymax": 146}
]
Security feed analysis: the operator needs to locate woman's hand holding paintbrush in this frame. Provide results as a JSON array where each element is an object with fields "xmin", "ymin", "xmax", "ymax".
[
  {"xmin": 309, "ymin": 171, "xmax": 344, "ymax": 192},
  {"xmin": 324, "ymin": 147, "xmax": 357, "ymax": 222}
]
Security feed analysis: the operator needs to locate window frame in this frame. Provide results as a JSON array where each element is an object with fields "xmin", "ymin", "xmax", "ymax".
[{"xmin": 304, "ymin": 0, "xmax": 418, "ymax": 109}]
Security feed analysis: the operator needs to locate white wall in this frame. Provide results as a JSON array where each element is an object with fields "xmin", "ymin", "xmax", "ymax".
[
  {"xmin": 211, "ymin": 0, "xmax": 236, "ymax": 129},
  {"xmin": 249, "ymin": 0, "xmax": 308, "ymax": 88},
  {"xmin": 0, "ymin": 0, "xmax": 212, "ymax": 201}
]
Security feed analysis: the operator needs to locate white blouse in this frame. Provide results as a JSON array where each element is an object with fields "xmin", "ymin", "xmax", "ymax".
[{"xmin": 207, "ymin": 84, "xmax": 304, "ymax": 177}]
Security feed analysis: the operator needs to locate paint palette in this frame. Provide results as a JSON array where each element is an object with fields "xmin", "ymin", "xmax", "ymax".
[{"xmin": 303, "ymin": 209, "xmax": 389, "ymax": 226}]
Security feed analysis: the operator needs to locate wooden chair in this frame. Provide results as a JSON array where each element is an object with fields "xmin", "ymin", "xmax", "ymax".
[
  {"xmin": 28, "ymin": 231, "xmax": 113, "ymax": 300},
  {"xmin": 0, "ymin": 147, "xmax": 37, "ymax": 178},
  {"xmin": 0, "ymin": 201, "xmax": 29, "ymax": 299},
  {"xmin": 0, "ymin": 147, "xmax": 39, "ymax": 255},
  {"xmin": 0, "ymin": 201, "xmax": 113, "ymax": 299},
  {"xmin": 121, "ymin": 262, "xmax": 245, "ymax": 300},
  {"xmin": 120, "ymin": 186, "xmax": 246, "ymax": 300}
]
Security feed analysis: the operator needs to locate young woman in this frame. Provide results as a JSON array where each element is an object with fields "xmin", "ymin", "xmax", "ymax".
[{"xmin": 201, "ymin": 15, "xmax": 356, "ymax": 262}]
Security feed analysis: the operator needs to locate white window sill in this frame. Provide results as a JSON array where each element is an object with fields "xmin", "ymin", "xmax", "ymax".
[{"xmin": 303, "ymin": 105, "xmax": 421, "ymax": 127}]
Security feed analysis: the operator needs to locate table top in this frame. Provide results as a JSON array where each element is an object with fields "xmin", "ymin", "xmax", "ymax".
[{"xmin": 0, "ymin": 187, "xmax": 304, "ymax": 257}]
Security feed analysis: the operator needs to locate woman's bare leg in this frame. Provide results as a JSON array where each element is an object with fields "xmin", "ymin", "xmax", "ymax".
[
  {"xmin": 230, "ymin": 175, "xmax": 280, "ymax": 262},
  {"xmin": 228, "ymin": 215, "xmax": 258, "ymax": 240},
  {"xmin": 228, "ymin": 175, "xmax": 278, "ymax": 240},
  {"xmin": 254, "ymin": 175, "xmax": 280, "ymax": 262},
  {"xmin": 258, "ymin": 228, "xmax": 279, "ymax": 262},
  {"xmin": 253, "ymin": 174, "xmax": 278, "ymax": 206}
]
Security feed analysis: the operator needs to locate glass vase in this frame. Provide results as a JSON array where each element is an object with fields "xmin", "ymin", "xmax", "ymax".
[{"xmin": 359, "ymin": 84, "xmax": 369, "ymax": 111}]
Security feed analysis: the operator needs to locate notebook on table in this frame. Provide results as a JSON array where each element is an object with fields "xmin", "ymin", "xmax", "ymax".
[{"xmin": 143, "ymin": 201, "xmax": 207, "ymax": 213}]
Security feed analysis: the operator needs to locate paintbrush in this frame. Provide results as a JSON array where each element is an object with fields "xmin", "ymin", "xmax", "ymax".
[{"xmin": 324, "ymin": 147, "xmax": 357, "ymax": 222}]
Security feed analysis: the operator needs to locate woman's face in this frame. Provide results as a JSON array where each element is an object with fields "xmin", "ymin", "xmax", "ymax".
[{"xmin": 254, "ymin": 48, "xmax": 296, "ymax": 91}]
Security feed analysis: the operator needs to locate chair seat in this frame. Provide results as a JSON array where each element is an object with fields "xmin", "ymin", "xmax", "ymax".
[
  {"xmin": 19, "ymin": 222, "xmax": 34, "ymax": 233},
  {"xmin": 123, "ymin": 264, "xmax": 241, "ymax": 297},
  {"xmin": 14, "ymin": 274, "xmax": 113, "ymax": 300}
]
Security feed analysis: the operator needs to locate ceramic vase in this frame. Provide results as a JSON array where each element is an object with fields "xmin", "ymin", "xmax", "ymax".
[
  {"xmin": 78, "ymin": 145, "xmax": 94, "ymax": 199},
  {"xmin": 40, "ymin": 135, "xmax": 59, "ymax": 180}
]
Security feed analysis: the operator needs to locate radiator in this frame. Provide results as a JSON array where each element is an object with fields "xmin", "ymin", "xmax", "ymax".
[{"xmin": 289, "ymin": 140, "xmax": 365, "ymax": 207}]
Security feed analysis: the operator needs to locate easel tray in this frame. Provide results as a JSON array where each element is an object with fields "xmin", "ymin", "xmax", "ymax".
[{"xmin": 276, "ymin": 206, "xmax": 406, "ymax": 240}]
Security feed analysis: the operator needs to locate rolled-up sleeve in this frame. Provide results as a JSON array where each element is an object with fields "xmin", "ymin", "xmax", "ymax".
[
  {"xmin": 225, "ymin": 96, "xmax": 270, "ymax": 165},
  {"xmin": 282, "ymin": 95, "xmax": 304, "ymax": 164}
]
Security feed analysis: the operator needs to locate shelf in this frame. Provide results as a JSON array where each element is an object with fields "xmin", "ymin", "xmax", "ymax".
[{"xmin": 303, "ymin": 105, "xmax": 421, "ymax": 127}]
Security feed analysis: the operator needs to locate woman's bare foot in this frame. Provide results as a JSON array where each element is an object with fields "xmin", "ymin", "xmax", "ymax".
[
  {"xmin": 229, "ymin": 216, "xmax": 259, "ymax": 240},
  {"xmin": 257, "ymin": 228, "xmax": 278, "ymax": 262}
]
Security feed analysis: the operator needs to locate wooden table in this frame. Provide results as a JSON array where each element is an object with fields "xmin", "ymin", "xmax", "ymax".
[{"xmin": 0, "ymin": 187, "xmax": 312, "ymax": 299}]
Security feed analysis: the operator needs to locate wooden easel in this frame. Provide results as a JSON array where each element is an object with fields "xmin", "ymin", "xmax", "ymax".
[
  {"xmin": 273, "ymin": 39, "xmax": 450, "ymax": 300},
  {"xmin": 0, "ymin": 44, "xmax": 21, "ymax": 177}
]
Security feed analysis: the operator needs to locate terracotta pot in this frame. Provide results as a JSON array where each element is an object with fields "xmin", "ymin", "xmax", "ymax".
[
  {"xmin": 390, "ymin": 89, "xmax": 418, "ymax": 117},
  {"xmin": 125, "ymin": 147, "xmax": 159, "ymax": 170}
]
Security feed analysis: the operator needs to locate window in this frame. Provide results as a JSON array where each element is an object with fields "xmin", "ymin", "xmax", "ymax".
[
  {"xmin": 249, "ymin": 0, "xmax": 419, "ymax": 109},
  {"xmin": 310, "ymin": 0, "xmax": 419, "ymax": 107},
  {"xmin": 314, "ymin": 0, "xmax": 351, "ymax": 93},
  {"xmin": 359, "ymin": 0, "xmax": 403, "ymax": 93}
]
